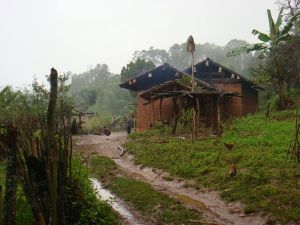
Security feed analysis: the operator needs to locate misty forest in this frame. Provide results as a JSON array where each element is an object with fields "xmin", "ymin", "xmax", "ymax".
[{"xmin": 0, "ymin": 0, "xmax": 300, "ymax": 225}]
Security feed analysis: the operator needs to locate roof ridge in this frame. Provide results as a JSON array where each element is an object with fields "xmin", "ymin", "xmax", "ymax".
[{"xmin": 183, "ymin": 57, "xmax": 261, "ymax": 88}]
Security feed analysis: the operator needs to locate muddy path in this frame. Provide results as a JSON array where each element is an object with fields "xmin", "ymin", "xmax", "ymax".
[{"xmin": 74, "ymin": 132, "xmax": 267, "ymax": 225}]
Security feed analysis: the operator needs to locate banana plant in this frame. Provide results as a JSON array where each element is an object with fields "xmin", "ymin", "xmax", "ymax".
[
  {"xmin": 228, "ymin": 8, "xmax": 300, "ymax": 109},
  {"xmin": 228, "ymin": 9, "xmax": 299, "ymax": 56}
]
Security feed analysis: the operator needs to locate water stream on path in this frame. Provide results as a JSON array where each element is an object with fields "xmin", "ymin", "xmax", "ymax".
[{"xmin": 90, "ymin": 178, "xmax": 143, "ymax": 225}]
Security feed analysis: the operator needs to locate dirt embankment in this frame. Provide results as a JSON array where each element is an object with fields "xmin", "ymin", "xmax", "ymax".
[{"xmin": 73, "ymin": 132, "xmax": 267, "ymax": 225}]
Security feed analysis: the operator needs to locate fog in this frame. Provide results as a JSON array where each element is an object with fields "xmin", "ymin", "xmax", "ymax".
[{"xmin": 0, "ymin": 0, "xmax": 279, "ymax": 86}]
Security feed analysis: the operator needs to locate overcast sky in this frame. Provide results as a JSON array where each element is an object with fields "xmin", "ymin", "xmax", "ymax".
[{"xmin": 0, "ymin": 0, "xmax": 279, "ymax": 87}]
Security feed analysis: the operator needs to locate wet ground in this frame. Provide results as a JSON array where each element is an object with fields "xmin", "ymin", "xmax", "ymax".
[
  {"xmin": 73, "ymin": 132, "xmax": 267, "ymax": 225},
  {"xmin": 90, "ymin": 178, "xmax": 146, "ymax": 225}
]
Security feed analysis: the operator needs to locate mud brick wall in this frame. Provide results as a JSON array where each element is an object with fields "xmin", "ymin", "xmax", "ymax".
[
  {"xmin": 136, "ymin": 96, "xmax": 173, "ymax": 131},
  {"xmin": 135, "ymin": 81, "xmax": 258, "ymax": 130},
  {"xmin": 214, "ymin": 82, "xmax": 258, "ymax": 118},
  {"xmin": 213, "ymin": 82, "xmax": 244, "ymax": 117}
]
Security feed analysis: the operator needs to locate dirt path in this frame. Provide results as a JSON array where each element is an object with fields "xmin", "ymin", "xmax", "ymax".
[{"xmin": 74, "ymin": 132, "xmax": 267, "ymax": 225}]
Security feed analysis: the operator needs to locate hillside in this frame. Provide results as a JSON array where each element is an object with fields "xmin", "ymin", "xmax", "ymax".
[{"xmin": 125, "ymin": 109, "xmax": 300, "ymax": 223}]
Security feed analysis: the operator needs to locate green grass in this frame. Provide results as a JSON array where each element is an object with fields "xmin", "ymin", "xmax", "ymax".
[
  {"xmin": 125, "ymin": 109, "xmax": 300, "ymax": 223},
  {"xmin": 91, "ymin": 155, "xmax": 206, "ymax": 225},
  {"xmin": 67, "ymin": 155, "xmax": 120, "ymax": 225},
  {"xmin": 90, "ymin": 155, "xmax": 117, "ymax": 179}
]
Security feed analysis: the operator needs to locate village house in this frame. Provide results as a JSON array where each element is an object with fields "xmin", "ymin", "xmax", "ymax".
[{"xmin": 120, "ymin": 58, "xmax": 261, "ymax": 131}]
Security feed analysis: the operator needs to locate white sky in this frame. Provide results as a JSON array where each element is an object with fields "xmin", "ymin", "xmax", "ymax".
[{"xmin": 0, "ymin": 0, "xmax": 279, "ymax": 87}]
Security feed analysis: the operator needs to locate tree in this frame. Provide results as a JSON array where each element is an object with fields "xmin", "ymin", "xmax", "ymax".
[
  {"xmin": 277, "ymin": 0, "xmax": 300, "ymax": 89},
  {"xmin": 277, "ymin": 0, "xmax": 300, "ymax": 23},
  {"xmin": 120, "ymin": 58, "xmax": 155, "ymax": 99},
  {"xmin": 228, "ymin": 8, "xmax": 300, "ymax": 109},
  {"xmin": 133, "ymin": 47, "xmax": 169, "ymax": 66},
  {"xmin": 132, "ymin": 40, "xmax": 257, "ymax": 75},
  {"xmin": 120, "ymin": 58, "xmax": 155, "ymax": 82}
]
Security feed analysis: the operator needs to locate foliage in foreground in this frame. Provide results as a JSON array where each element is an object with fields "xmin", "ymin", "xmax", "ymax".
[
  {"xmin": 0, "ymin": 155, "xmax": 120, "ymax": 225},
  {"xmin": 125, "ymin": 110, "xmax": 300, "ymax": 223},
  {"xmin": 0, "ymin": 161, "xmax": 33, "ymax": 225},
  {"xmin": 90, "ymin": 155, "xmax": 205, "ymax": 225}
]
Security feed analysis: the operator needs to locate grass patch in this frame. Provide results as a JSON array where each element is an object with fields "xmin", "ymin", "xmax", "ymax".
[
  {"xmin": 91, "ymin": 155, "xmax": 205, "ymax": 225},
  {"xmin": 67, "ymin": 155, "xmax": 120, "ymax": 225},
  {"xmin": 90, "ymin": 155, "xmax": 117, "ymax": 179},
  {"xmin": 125, "ymin": 109, "xmax": 300, "ymax": 223}
]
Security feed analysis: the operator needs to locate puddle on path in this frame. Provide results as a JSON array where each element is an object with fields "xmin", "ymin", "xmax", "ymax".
[{"xmin": 90, "ymin": 178, "xmax": 144, "ymax": 225}]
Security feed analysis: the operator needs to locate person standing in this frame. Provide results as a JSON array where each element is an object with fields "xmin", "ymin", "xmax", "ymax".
[{"xmin": 126, "ymin": 116, "xmax": 133, "ymax": 134}]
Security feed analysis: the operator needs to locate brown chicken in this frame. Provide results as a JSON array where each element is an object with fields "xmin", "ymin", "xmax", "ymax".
[
  {"xmin": 224, "ymin": 142, "xmax": 234, "ymax": 150},
  {"xmin": 229, "ymin": 164, "xmax": 237, "ymax": 177}
]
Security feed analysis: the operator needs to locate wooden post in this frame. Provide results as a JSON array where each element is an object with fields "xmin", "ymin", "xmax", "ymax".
[
  {"xmin": 47, "ymin": 68, "xmax": 58, "ymax": 225},
  {"xmin": 210, "ymin": 97, "xmax": 215, "ymax": 130},
  {"xmin": 196, "ymin": 96, "xmax": 200, "ymax": 127},
  {"xmin": 171, "ymin": 97, "xmax": 178, "ymax": 134},
  {"xmin": 191, "ymin": 52, "xmax": 195, "ymax": 92},
  {"xmin": 191, "ymin": 52, "xmax": 197, "ymax": 140},
  {"xmin": 151, "ymin": 97, "xmax": 155, "ymax": 127},
  {"xmin": 192, "ymin": 102, "xmax": 196, "ymax": 140},
  {"xmin": 205, "ymin": 97, "xmax": 210, "ymax": 127},
  {"xmin": 217, "ymin": 95, "xmax": 221, "ymax": 134},
  {"xmin": 159, "ymin": 98, "xmax": 163, "ymax": 121}
]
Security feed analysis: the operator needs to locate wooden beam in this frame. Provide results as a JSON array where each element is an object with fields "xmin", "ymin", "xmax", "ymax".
[
  {"xmin": 171, "ymin": 97, "xmax": 178, "ymax": 134},
  {"xmin": 210, "ymin": 97, "xmax": 215, "ymax": 129},
  {"xmin": 151, "ymin": 98, "xmax": 154, "ymax": 126},
  {"xmin": 205, "ymin": 97, "xmax": 210, "ymax": 127}
]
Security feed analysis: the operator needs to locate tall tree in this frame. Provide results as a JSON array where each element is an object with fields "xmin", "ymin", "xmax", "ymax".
[
  {"xmin": 277, "ymin": 0, "xmax": 300, "ymax": 88},
  {"xmin": 120, "ymin": 58, "xmax": 155, "ymax": 82},
  {"xmin": 228, "ymin": 8, "xmax": 300, "ymax": 109},
  {"xmin": 70, "ymin": 64, "xmax": 133, "ymax": 115},
  {"xmin": 120, "ymin": 58, "xmax": 155, "ymax": 98},
  {"xmin": 133, "ymin": 48, "xmax": 169, "ymax": 66},
  {"xmin": 133, "ymin": 40, "xmax": 257, "ymax": 76}
]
